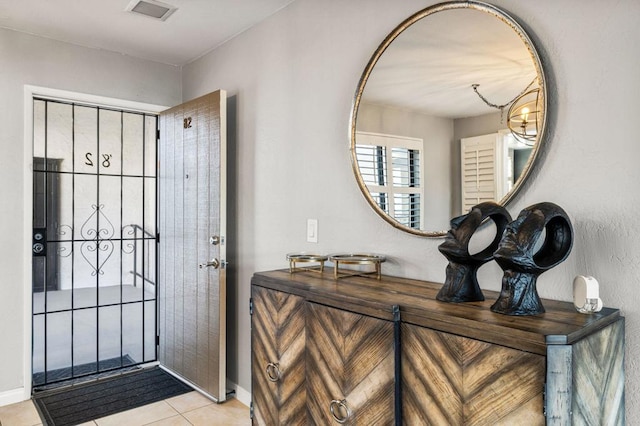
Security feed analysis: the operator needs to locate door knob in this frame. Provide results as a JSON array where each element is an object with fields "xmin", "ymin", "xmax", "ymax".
[{"xmin": 199, "ymin": 258, "xmax": 220, "ymax": 269}]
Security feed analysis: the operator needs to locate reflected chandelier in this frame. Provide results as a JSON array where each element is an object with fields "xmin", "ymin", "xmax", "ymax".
[{"xmin": 471, "ymin": 79, "xmax": 540, "ymax": 145}]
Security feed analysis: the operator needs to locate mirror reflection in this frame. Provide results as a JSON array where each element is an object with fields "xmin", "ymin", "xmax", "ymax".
[{"xmin": 351, "ymin": 2, "xmax": 546, "ymax": 237}]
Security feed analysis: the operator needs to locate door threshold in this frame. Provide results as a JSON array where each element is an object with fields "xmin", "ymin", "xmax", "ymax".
[{"xmin": 32, "ymin": 360, "xmax": 159, "ymax": 394}]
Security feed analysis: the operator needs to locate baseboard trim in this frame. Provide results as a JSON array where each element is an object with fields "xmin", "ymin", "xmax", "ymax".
[
  {"xmin": 226, "ymin": 379, "xmax": 250, "ymax": 407},
  {"xmin": 0, "ymin": 387, "xmax": 28, "ymax": 407}
]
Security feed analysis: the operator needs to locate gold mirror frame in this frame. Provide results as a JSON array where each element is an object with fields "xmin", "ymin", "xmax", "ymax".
[{"xmin": 349, "ymin": 1, "xmax": 547, "ymax": 237}]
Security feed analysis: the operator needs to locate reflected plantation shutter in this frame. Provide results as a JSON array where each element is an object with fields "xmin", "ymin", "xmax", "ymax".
[{"xmin": 461, "ymin": 134, "xmax": 498, "ymax": 213}]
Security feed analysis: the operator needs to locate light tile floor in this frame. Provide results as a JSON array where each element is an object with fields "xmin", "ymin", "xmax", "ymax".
[{"xmin": 0, "ymin": 391, "xmax": 250, "ymax": 426}]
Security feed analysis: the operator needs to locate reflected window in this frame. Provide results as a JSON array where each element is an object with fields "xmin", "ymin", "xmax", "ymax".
[{"xmin": 355, "ymin": 132, "xmax": 424, "ymax": 229}]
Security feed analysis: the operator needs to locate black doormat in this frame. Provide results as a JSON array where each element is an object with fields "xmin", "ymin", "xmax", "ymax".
[
  {"xmin": 33, "ymin": 355, "xmax": 138, "ymax": 388},
  {"xmin": 33, "ymin": 367, "xmax": 193, "ymax": 426}
]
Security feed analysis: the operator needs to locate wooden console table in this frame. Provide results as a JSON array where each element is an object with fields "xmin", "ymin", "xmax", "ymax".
[{"xmin": 250, "ymin": 269, "xmax": 625, "ymax": 425}]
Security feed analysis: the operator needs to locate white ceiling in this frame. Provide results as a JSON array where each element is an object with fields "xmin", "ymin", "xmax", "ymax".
[
  {"xmin": 0, "ymin": 0, "xmax": 296, "ymax": 66},
  {"xmin": 1, "ymin": 1, "xmax": 540, "ymax": 117},
  {"xmin": 361, "ymin": 8, "xmax": 539, "ymax": 119}
]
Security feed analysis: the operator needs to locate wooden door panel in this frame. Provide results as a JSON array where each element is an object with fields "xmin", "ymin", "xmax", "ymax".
[
  {"xmin": 251, "ymin": 286, "xmax": 306, "ymax": 426},
  {"xmin": 402, "ymin": 323, "xmax": 545, "ymax": 425},
  {"xmin": 159, "ymin": 90, "xmax": 227, "ymax": 400},
  {"xmin": 402, "ymin": 325, "xmax": 463, "ymax": 425},
  {"xmin": 306, "ymin": 302, "xmax": 394, "ymax": 425}
]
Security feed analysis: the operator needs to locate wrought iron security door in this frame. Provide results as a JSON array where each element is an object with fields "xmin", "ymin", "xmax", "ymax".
[{"xmin": 32, "ymin": 98, "xmax": 158, "ymax": 387}]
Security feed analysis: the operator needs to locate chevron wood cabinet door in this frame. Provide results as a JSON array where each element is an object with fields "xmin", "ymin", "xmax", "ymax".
[
  {"xmin": 306, "ymin": 302, "xmax": 395, "ymax": 425},
  {"xmin": 251, "ymin": 285, "xmax": 306, "ymax": 425},
  {"xmin": 402, "ymin": 323, "xmax": 546, "ymax": 425}
]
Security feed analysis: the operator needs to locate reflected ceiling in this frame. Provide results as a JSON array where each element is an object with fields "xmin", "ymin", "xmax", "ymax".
[{"xmin": 362, "ymin": 9, "xmax": 537, "ymax": 119}]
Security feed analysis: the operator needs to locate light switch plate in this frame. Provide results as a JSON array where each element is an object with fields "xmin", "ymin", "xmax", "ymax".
[{"xmin": 307, "ymin": 219, "xmax": 318, "ymax": 243}]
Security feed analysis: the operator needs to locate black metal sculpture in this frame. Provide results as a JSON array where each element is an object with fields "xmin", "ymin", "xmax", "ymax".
[
  {"xmin": 491, "ymin": 202, "xmax": 573, "ymax": 316},
  {"xmin": 436, "ymin": 202, "xmax": 512, "ymax": 303}
]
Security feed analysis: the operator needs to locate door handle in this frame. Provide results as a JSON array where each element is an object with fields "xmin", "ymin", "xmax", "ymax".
[
  {"xmin": 329, "ymin": 399, "xmax": 352, "ymax": 424},
  {"xmin": 265, "ymin": 362, "xmax": 281, "ymax": 382},
  {"xmin": 199, "ymin": 258, "xmax": 220, "ymax": 269}
]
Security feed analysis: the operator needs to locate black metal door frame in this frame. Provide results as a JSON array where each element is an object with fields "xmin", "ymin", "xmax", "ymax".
[{"xmin": 32, "ymin": 97, "xmax": 159, "ymax": 388}]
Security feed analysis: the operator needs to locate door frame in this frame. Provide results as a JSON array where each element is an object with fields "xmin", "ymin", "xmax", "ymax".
[{"xmin": 22, "ymin": 85, "xmax": 167, "ymax": 399}]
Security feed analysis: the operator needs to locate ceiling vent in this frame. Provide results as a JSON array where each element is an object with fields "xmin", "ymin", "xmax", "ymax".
[{"xmin": 126, "ymin": 0, "xmax": 177, "ymax": 21}]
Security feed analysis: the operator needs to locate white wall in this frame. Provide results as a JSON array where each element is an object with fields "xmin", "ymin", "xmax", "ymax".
[
  {"xmin": 0, "ymin": 27, "xmax": 181, "ymax": 401},
  {"xmin": 183, "ymin": 0, "xmax": 640, "ymax": 420}
]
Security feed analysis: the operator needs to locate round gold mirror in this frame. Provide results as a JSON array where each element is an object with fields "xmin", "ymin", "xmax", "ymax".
[{"xmin": 350, "ymin": 1, "xmax": 547, "ymax": 237}]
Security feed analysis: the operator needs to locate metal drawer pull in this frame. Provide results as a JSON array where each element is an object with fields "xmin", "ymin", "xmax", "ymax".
[
  {"xmin": 329, "ymin": 399, "xmax": 351, "ymax": 424},
  {"xmin": 266, "ymin": 362, "xmax": 281, "ymax": 382}
]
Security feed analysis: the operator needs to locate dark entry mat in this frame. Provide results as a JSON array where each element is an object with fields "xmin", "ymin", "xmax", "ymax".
[
  {"xmin": 33, "ymin": 355, "xmax": 138, "ymax": 388},
  {"xmin": 33, "ymin": 367, "xmax": 193, "ymax": 426}
]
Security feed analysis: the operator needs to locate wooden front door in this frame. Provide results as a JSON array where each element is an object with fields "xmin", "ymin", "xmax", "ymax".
[{"xmin": 158, "ymin": 90, "xmax": 228, "ymax": 401}]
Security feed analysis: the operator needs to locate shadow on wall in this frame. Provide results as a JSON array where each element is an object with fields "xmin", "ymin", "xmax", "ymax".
[{"xmin": 225, "ymin": 95, "xmax": 239, "ymax": 385}]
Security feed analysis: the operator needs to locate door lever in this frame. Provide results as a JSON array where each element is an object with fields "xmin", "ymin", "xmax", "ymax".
[{"xmin": 199, "ymin": 258, "xmax": 220, "ymax": 269}]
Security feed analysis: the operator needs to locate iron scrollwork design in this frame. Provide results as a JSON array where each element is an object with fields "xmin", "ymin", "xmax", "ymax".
[
  {"xmin": 52, "ymin": 206, "xmax": 149, "ymax": 277},
  {"xmin": 122, "ymin": 224, "xmax": 138, "ymax": 254},
  {"xmin": 80, "ymin": 204, "xmax": 115, "ymax": 276},
  {"xmin": 55, "ymin": 224, "xmax": 74, "ymax": 258}
]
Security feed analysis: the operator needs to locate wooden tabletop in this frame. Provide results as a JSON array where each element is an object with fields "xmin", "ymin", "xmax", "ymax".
[{"xmin": 251, "ymin": 269, "xmax": 622, "ymax": 355}]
